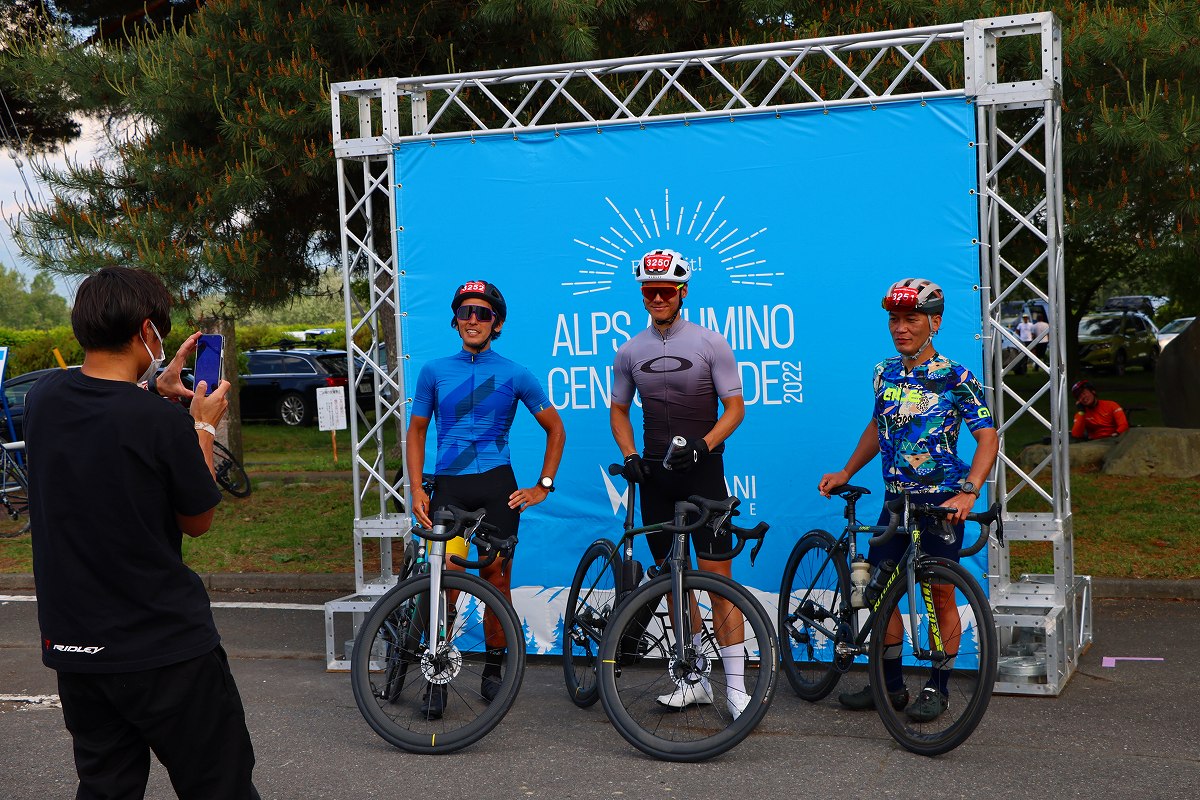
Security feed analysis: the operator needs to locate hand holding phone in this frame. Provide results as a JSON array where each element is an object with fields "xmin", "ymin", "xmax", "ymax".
[{"xmin": 194, "ymin": 334, "xmax": 224, "ymax": 396}]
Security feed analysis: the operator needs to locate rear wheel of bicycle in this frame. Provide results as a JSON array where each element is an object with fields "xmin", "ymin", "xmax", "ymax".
[
  {"xmin": 598, "ymin": 571, "xmax": 778, "ymax": 762},
  {"xmin": 351, "ymin": 571, "xmax": 526, "ymax": 754},
  {"xmin": 868, "ymin": 559, "xmax": 997, "ymax": 756},
  {"xmin": 562, "ymin": 539, "xmax": 618, "ymax": 707},
  {"xmin": 0, "ymin": 453, "xmax": 31, "ymax": 539},
  {"xmin": 778, "ymin": 530, "xmax": 851, "ymax": 701},
  {"xmin": 212, "ymin": 441, "xmax": 252, "ymax": 497}
]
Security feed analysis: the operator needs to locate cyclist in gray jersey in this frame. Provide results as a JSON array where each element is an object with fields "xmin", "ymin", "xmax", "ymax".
[{"xmin": 611, "ymin": 249, "xmax": 751, "ymax": 718}]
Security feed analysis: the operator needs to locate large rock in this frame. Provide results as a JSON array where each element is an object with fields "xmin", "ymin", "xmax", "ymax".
[
  {"xmin": 1156, "ymin": 321, "xmax": 1200, "ymax": 428},
  {"xmin": 1102, "ymin": 427, "xmax": 1200, "ymax": 478},
  {"xmin": 1019, "ymin": 438, "xmax": 1114, "ymax": 471}
]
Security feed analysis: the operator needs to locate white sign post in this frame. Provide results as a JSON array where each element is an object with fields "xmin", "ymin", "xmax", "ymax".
[{"xmin": 316, "ymin": 386, "xmax": 348, "ymax": 463}]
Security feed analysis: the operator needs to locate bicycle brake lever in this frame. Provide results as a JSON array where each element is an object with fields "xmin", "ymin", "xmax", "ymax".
[{"xmin": 749, "ymin": 535, "xmax": 765, "ymax": 566}]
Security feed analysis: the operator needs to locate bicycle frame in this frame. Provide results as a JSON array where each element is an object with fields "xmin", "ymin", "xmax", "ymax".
[{"xmin": 795, "ymin": 499, "xmax": 950, "ymax": 668}]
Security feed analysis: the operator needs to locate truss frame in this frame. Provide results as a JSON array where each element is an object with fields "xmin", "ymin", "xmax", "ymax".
[{"xmin": 327, "ymin": 13, "xmax": 1086, "ymax": 691}]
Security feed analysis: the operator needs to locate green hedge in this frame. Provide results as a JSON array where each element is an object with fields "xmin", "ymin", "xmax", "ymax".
[{"xmin": 0, "ymin": 327, "xmax": 83, "ymax": 376}]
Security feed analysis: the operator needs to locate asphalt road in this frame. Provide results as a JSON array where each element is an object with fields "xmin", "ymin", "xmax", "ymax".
[{"xmin": 2, "ymin": 593, "xmax": 1196, "ymax": 799}]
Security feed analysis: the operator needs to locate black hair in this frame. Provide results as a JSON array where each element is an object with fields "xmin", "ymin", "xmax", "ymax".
[{"xmin": 71, "ymin": 267, "xmax": 173, "ymax": 352}]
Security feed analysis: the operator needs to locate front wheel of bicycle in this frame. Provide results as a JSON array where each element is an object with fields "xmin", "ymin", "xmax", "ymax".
[
  {"xmin": 598, "ymin": 571, "xmax": 778, "ymax": 762},
  {"xmin": 867, "ymin": 558, "xmax": 997, "ymax": 756},
  {"xmin": 212, "ymin": 441, "xmax": 252, "ymax": 497},
  {"xmin": 351, "ymin": 571, "xmax": 526, "ymax": 754},
  {"xmin": 778, "ymin": 529, "xmax": 850, "ymax": 701},
  {"xmin": 562, "ymin": 538, "xmax": 618, "ymax": 707}
]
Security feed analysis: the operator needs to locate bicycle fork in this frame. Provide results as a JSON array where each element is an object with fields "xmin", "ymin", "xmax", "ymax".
[{"xmin": 903, "ymin": 558, "xmax": 949, "ymax": 665}]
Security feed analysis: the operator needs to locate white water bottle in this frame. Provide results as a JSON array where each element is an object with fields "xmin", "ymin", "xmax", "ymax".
[{"xmin": 850, "ymin": 557, "xmax": 871, "ymax": 608}]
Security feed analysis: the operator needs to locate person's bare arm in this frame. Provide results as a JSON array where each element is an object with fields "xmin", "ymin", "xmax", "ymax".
[
  {"xmin": 406, "ymin": 416, "xmax": 432, "ymax": 527},
  {"xmin": 817, "ymin": 420, "xmax": 880, "ymax": 497}
]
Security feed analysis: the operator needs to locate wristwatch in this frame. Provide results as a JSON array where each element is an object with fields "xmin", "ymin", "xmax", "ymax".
[
  {"xmin": 538, "ymin": 476, "xmax": 556, "ymax": 493},
  {"xmin": 959, "ymin": 480, "xmax": 980, "ymax": 497}
]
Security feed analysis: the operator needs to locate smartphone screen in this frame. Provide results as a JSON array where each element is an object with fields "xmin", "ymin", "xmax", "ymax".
[{"xmin": 194, "ymin": 334, "xmax": 224, "ymax": 395}]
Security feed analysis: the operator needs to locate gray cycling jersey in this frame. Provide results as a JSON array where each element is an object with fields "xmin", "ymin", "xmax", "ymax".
[{"xmin": 613, "ymin": 319, "xmax": 742, "ymax": 458}]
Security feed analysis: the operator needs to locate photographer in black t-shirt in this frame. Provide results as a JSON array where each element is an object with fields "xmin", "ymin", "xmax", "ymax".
[{"xmin": 25, "ymin": 267, "xmax": 260, "ymax": 799}]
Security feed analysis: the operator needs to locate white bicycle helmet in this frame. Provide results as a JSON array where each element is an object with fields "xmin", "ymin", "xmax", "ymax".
[
  {"xmin": 882, "ymin": 277, "xmax": 945, "ymax": 315},
  {"xmin": 634, "ymin": 249, "xmax": 692, "ymax": 283}
]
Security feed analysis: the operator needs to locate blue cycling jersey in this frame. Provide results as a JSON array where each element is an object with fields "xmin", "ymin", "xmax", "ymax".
[
  {"xmin": 411, "ymin": 348, "xmax": 552, "ymax": 476},
  {"xmin": 873, "ymin": 353, "xmax": 994, "ymax": 494}
]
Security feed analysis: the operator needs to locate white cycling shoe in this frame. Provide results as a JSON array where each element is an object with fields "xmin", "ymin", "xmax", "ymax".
[
  {"xmin": 656, "ymin": 676, "xmax": 714, "ymax": 709},
  {"xmin": 726, "ymin": 687, "xmax": 750, "ymax": 719}
]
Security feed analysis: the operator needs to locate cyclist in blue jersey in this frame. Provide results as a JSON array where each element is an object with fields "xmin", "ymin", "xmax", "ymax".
[
  {"xmin": 406, "ymin": 280, "xmax": 565, "ymax": 717},
  {"xmin": 611, "ymin": 249, "xmax": 752, "ymax": 718},
  {"xmin": 818, "ymin": 277, "xmax": 998, "ymax": 722}
]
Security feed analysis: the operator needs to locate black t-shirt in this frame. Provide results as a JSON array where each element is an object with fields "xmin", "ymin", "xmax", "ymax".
[{"xmin": 26, "ymin": 369, "xmax": 222, "ymax": 673}]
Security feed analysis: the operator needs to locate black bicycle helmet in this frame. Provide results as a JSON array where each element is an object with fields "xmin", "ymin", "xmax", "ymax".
[{"xmin": 451, "ymin": 280, "xmax": 507, "ymax": 322}]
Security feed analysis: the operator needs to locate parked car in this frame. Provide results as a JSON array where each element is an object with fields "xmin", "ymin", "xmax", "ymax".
[
  {"xmin": 1101, "ymin": 295, "xmax": 1169, "ymax": 317},
  {"xmin": 240, "ymin": 346, "xmax": 371, "ymax": 426},
  {"xmin": 1077, "ymin": 311, "xmax": 1159, "ymax": 375},
  {"xmin": 1156, "ymin": 316, "xmax": 1195, "ymax": 351}
]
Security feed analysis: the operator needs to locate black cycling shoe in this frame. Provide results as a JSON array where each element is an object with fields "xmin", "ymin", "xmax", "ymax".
[
  {"xmin": 420, "ymin": 683, "xmax": 447, "ymax": 719},
  {"xmin": 837, "ymin": 683, "xmax": 909, "ymax": 711},
  {"xmin": 481, "ymin": 669, "xmax": 502, "ymax": 703},
  {"xmin": 480, "ymin": 647, "xmax": 505, "ymax": 703},
  {"xmin": 905, "ymin": 687, "xmax": 948, "ymax": 722}
]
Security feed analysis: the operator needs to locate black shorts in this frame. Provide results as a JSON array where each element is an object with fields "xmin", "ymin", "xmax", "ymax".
[
  {"xmin": 639, "ymin": 454, "xmax": 731, "ymax": 564},
  {"xmin": 431, "ymin": 464, "xmax": 521, "ymax": 544},
  {"xmin": 868, "ymin": 490, "xmax": 965, "ymax": 566}
]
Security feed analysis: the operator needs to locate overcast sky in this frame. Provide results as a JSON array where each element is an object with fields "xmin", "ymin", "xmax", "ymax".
[{"xmin": 0, "ymin": 120, "xmax": 105, "ymax": 303}]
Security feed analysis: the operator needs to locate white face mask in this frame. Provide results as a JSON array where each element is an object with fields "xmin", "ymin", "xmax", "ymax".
[{"xmin": 138, "ymin": 322, "xmax": 166, "ymax": 385}]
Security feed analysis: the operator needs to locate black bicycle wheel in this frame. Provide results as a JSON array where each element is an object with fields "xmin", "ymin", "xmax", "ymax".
[
  {"xmin": 351, "ymin": 571, "xmax": 526, "ymax": 754},
  {"xmin": 212, "ymin": 441, "xmax": 252, "ymax": 498},
  {"xmin": 598, "ymin": 571, "xmax": 778, "ymax": 762},
  {"xmin": 778, "ymin": 530, "xmax": 851, "ymax": 701},
  {"xmin": 0, "ymin": 451, "xmax": 31, "ymax": 539},
  {"xmin": 867, "ymin": 559, "xmax": 998, "ymax": 756},
  {"xmin": 562, "ymin": 538, "xmax": 618, "ymax": 707}
]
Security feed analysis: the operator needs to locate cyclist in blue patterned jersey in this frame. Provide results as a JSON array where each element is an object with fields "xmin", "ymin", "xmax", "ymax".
[
  {"xmin": 818, "ymin": 277, "xmax": 998, "ymax": 723},
  {"xmin": 406, "ymin": 280, "xmax": 566, "ymax": 717},
  {"xmin": 611, "ymin": 249, "xmax": 752, "ymax": 718}
]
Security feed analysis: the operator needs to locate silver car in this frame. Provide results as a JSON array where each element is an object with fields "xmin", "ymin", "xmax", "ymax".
[{"xmin": 1157, "ymin": 316, "xmax": 1195, "ymax": 351}]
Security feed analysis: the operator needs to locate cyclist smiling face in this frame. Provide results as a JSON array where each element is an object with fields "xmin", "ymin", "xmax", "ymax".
[
  {"xmin": 641, "ymin": 282, "xmax": 688, "ymax": 328},
  {"xmin": 452, "ymin": 299, "xmax": 501, "ymax": 353}
]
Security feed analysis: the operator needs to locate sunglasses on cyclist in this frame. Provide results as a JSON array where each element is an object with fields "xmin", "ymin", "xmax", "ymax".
[
  {"xmin": 641, "ymin": 284, "xmax": 684, "ymax": 302},
  {"xmin": 455, "ymin": 305, "xmax": 495, "ymax": 322}
]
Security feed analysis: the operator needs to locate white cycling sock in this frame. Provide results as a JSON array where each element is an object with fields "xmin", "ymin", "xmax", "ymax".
[{"xmin": 719, "ymin": 643, "xmax": 747, "ymax": 697}]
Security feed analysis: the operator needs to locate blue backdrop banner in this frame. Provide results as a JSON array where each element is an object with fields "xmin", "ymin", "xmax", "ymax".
[{"xmin": 394, "ymin": 98, "xmax": 985, "ymax": 655}]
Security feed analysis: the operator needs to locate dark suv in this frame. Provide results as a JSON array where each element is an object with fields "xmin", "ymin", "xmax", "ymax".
[{"xmin": 240, "ymin": 346, "xmax": 370, "ymax": 426}]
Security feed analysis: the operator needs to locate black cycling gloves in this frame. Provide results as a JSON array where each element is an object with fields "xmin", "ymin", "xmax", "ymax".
[
  {"xmin": 621, "ymin": 454, "xmax": 646, "ymax": 483},
  {"xmin": 665, "ymin": 437, "xmax": 709, "ymax": 471}
]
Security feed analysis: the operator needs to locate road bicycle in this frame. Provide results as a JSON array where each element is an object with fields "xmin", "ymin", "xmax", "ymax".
[
  {"xmin": 778, "ymin": 484, "xmax": 1002, "ymax": 756},
  {"xmin": 0, "ymin": 436, "xmax": 30, "ymax": 538},
  {"xmin": 565, "ymin": 463, "xmax": 777, "ymax": 762},
  {"xmin": 212, "ymin": 440, "xmax": 252, "ymax": 497},
  {"xmin": 350, "ymin": 503, "xmax": 525, "ymax": 754}
]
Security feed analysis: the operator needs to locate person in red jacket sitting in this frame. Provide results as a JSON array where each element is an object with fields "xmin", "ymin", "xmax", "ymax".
[{"xmin": 1071, "ymin": 380, "xmax": 1129, "ymax": 439}]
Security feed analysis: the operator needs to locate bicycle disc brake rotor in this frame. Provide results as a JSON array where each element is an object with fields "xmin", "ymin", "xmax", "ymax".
[
  {"xmin": 668, "ymin": 649, "xmax": 713, "ymax": 687},
  {"xmin": 420, "ymin": 643, "xmax": 463, "ymax": 685}
]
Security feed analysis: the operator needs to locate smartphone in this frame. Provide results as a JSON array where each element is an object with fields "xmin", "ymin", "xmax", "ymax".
[{"xmin": 194, "ymin": 334, "xmax": 224, "ymax": 395}]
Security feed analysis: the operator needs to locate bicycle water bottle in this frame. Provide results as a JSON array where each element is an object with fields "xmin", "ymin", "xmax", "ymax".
[
  {"xmin": 863, "ymin": 559, "xmax": 898, "ymax": 605},
  {"xmin": 850, "ymin": 556, "xmax": 871, "ymax": 608},
  {"xmin": 662, "ymin": 436, "xmax": 687, "ymax": 470}
]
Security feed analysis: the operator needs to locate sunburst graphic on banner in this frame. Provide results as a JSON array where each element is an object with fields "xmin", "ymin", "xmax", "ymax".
[{"xmin": 561, "ymin": 189, "xmax": 783, "ymax": 295}]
